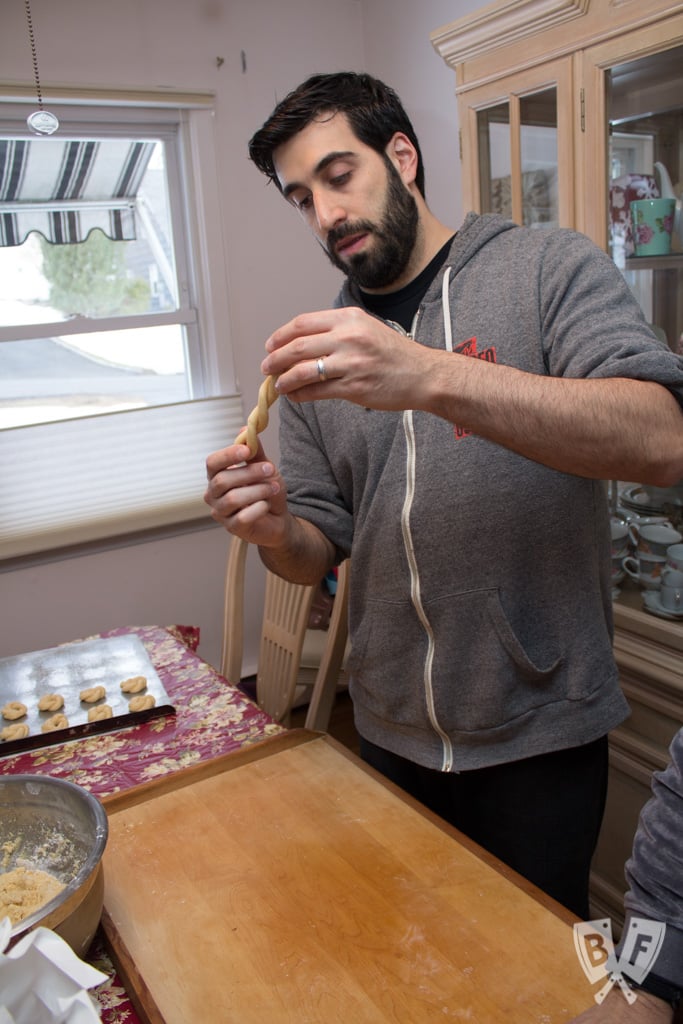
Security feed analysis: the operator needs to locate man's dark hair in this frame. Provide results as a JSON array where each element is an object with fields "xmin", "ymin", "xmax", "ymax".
[{"xmin": 248, "ymin": 71, "xmax": 426, "ymax": 198}]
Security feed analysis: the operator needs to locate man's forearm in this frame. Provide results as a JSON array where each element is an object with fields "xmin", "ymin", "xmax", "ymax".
[
  {"xmin": 421, "ymin": 352, "xmax": 683, "ymax": 487},
  {"xmin": 258, "ymin": 513, "xmax": 336, "ymax": 585}
]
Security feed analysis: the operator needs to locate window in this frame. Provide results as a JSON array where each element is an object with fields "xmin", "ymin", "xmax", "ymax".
[{"xmin": 0, "ymin": 98, "xmax": 243, "ymax": 559}]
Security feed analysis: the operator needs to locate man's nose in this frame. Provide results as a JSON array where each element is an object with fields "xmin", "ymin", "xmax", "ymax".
[{"xmin": 313, "ymin": 192, "xmax": 346, "ymax": 232}]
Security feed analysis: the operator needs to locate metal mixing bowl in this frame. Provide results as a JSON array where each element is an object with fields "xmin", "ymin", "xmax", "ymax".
[{"xmin": 0, "ymin": 774, "xmax": 108, "ymax": 957}]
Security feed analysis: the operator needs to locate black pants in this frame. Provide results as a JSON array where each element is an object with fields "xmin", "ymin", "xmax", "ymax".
[{"xmin": 359, "ymin": 734, "xmax": 608, "ymax": 920}]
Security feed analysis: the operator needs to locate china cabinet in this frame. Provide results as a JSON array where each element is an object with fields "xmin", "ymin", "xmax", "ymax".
[{"xmin": 432, "ymin": 0, "xmax": 683, "ymax": 926}]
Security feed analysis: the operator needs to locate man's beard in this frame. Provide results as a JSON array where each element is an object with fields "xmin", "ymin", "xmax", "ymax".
[{"xmin": 324, "ymin": 159, "xmax": 419, "ymax": 290}]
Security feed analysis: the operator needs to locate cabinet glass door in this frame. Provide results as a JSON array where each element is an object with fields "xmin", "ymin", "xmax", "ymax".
[
  {"xmin": 607, "ymin": 45, "xmax": 683, "ymax": 355},
  {"xmin": 463, "ymin": 58, "xmax": 573, "ymax": 228},
  {"xmin": 581, "ymin": 20, "xmax": 683, "ymax": 357}
]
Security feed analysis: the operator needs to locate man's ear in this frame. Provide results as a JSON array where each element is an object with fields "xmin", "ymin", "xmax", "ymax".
[{"xmin": 386, "ymin": 132, "xmax": 418, "ymax": 186}]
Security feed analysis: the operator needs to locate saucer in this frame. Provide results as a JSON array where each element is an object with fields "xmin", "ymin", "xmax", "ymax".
[{"xmin": 643, "ymin": 591, "xmax": 683, "ymax": 620}]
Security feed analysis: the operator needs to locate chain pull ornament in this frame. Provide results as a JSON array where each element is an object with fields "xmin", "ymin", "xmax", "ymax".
[{"xmin": 24, "ymin": 0, "xmax": 59, "ymax": 135}]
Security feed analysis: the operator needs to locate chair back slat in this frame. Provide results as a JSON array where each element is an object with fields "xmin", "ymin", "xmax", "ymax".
[{"xmin": 221, "ymin": 533, "xmax": 349, "ymax": 729}]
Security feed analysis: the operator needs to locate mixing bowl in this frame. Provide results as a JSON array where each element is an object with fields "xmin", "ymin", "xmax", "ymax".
[{"xmin": 0, "ymin": 774, "xmax": 108, "ymax": 957}]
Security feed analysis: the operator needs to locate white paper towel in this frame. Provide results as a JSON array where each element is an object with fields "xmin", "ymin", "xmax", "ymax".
[{"xmin": 0, "ymin": 917, "xmax": 106, "ymax": 1024}]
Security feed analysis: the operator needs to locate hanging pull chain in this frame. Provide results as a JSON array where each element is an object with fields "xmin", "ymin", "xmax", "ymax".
[{"xmin": 24, "ymin": 0, "xmax": 59, "ymax": 135}]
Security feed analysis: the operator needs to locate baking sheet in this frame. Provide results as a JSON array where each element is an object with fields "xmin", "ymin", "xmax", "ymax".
[{"xmin": 0, "ymin": 634, "xmax": 174, "ymax": 757}]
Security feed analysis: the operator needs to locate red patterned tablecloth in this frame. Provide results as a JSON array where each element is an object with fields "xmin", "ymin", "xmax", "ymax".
[{"xmin": 0, "ymin": 623, "xmax": 282, "ymax": 1023}]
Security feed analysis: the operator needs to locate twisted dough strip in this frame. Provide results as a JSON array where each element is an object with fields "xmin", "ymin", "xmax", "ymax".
[{"xmin": 234, "ymin": 375, "xmax": 279, "ymax": 459}]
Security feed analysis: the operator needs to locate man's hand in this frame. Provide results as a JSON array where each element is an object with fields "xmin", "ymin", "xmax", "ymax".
[
  {"xmin": 204, "ymin": 439, "xmax": 290, "ymax": 549},
  {"xmin": 568, "ymin": 989, "xmax": 673, "ymax": 1023},
  {"xmin": 261, "ymin": 306, "xmax": 430, "ymax": 412}
]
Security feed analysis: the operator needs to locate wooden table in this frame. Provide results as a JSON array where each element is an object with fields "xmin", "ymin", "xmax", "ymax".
[
  {"xmin": 100, "ymin": 730, "xmax": 594, "ymax": 1024},
  {"xmin": 1, "ymin": 625, "xmax": 597, "ymax": 1022}
]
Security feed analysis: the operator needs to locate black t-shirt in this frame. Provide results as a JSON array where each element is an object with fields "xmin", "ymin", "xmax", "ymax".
[{"xmin": 360, "ymin": 236, "xmax": 454, "ymax": 332}]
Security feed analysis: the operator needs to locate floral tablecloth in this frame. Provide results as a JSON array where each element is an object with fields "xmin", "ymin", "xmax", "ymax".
[{"xmin": 0, "ymin": 623, "xmax": 282, "ymax": 1023}]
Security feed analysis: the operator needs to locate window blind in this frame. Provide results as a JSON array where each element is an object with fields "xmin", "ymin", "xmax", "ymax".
[{"xmin": 0, "ymin": 396, "xmax": 244, "ymax": 559}]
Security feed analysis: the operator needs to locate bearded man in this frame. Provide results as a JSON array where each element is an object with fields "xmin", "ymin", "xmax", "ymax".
[{"xmin": 205, "ymin": 72, "xmax": 683, "ymax": 923}]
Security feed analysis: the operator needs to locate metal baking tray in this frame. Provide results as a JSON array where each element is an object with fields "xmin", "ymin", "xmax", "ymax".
[{"xmin": 0, "ymin": 634, "xmax": 174, "ymax": 757}]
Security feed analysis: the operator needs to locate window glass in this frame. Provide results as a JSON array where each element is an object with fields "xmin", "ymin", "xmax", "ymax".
[{"xmin": 0, "ymin": 128, "xmax": 193, "ymax": 428}]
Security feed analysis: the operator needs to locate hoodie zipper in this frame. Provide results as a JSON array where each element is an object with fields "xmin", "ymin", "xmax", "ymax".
[{"xmin": 394, "ymin": 269, "xmax": 456, "ymax": 773}]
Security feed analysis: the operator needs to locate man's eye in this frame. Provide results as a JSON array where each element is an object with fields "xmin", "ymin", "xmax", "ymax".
[
  {"xmin": 294, "ymin": 194, "xmax": 312, "ymax": 211},
  {"xmin": 330, "ymin": 172, "xmax": 350, "ymax": 187}
]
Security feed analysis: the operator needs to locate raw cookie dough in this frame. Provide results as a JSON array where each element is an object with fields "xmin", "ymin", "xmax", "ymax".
[
  {"xmin": 120, "ymin": 675, "xmax": 147, "ymax": 694},
  {"xmin": 2, "ymin": 702, "xmax": 27, "ymax": 721},
  {"xmin": 1, "ymin": 723, "xmax": 30, "ymax": 741},
  {"xmin": 79, "ymin": 685, "xmax": 106, "ymax": 703},
  {"xmin": 87, "ymin": 704, "xmax": 113, "ymax": 722},
  {"xmin": 128, "ymin": 694, "xmax": 156, "ymax": 713},
  {"xmin": 0, "ymin": 866, "xmax": 65, "ymax": 925},
  {"xmin": 41, "ymin": 713, "xmax": 69, "ymax": 733},
  {"xmin": 38, "ymin": 693, "xmax": 65, "ymax": 712}
]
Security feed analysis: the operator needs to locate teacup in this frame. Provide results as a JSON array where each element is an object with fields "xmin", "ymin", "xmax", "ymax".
[
  {"xmin": 622, "ymin": 552, "xmax": 667, "ymax": 589},
  {"xmin": 628, "ymin": 522, "xmax": 682, "ymax": 558},
  {"xmin": 660, "ymin": 568, "xmax": 683, "ymax": 611},
  {"xmin": 610, "ymin": 520, "xmax": 629, "ymax": 558},
  {"xmin": 611, "ymin": 554, "xmax": 625, "ymax": 585},
  {"xmin": 666, "ymin": 543, "xmax": 683, "ymax": 573}
]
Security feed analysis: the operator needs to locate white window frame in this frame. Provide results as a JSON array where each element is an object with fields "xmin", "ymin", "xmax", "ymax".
[{"xmin": 0, "ymin": 93, "xmax": 243, "ymax": 561}]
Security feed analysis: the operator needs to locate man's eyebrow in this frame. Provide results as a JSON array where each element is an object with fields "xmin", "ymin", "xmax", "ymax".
[{"xmin": 282, "ymin": 150, "xmax": 356, "ymax": 200}]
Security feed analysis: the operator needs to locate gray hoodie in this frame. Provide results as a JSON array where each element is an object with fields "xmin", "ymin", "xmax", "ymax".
[{"xmin": 279, "ymin": 213, "xmax": 683, "ymax": 772}]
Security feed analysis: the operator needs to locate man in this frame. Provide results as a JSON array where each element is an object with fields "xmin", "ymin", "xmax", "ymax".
[
  {"xmin": 205, "ymin": 72, "xmax": 683, "ymax": 918},
  {"xmin": 569, "ymin": 728, "xmax": 683, "ymax": 1023}
]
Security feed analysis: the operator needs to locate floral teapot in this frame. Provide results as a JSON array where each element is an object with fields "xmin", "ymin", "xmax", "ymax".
[{"xmin": 609, "ymin": 172, "xmax": 659, "ymax": 256}]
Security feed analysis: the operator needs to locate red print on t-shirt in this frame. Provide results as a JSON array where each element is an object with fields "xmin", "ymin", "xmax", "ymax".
[{"xmin": 453, "ymin": 337, "xmax": 497, "ymax": 440}]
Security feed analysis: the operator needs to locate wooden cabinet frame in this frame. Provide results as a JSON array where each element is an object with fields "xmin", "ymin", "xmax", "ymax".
[{"xmin": 432, "ymin": 0, "xmax": 683, "ymax": 926}]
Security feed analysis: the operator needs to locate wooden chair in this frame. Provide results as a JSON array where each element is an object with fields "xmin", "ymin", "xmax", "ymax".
[{"xmin": 220, "ymin": 535, "xmax": 350, "ymax": 729}]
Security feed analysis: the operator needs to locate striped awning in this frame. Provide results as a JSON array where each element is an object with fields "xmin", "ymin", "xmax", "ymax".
[{"xmin": 0, "ymin": 138, "xmax": 155, "ymax": 247}]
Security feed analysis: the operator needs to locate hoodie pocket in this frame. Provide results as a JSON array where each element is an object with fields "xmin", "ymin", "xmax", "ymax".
[{"xmin": 426, "ymin": 587, "xmax": 563, "ymax": 733}]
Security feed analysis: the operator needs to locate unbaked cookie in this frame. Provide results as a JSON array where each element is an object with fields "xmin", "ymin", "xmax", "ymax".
[
  {"xmin": 79, "ymin": 685, "xmax": 106, "ymax": 703},
  {"xmin": 41, "ymin": 713, "xmax": 69, "ymax": 733},
  {"xmin": 128, "ymin": 694, "xmax": 156, "ymax": 713},
  {"xmin": 38, "ymin": 693, "xmax": 64, "ymax": 712},
  {"xmin": 1, "ymin": 723, "xmax": 30, "ymax": 741},
  {"xmin": 120, "ymin": 675, "xmax": 147, "ymax": 694},
  {"xmin": 87, "ymin": 704, "xmax": 113, "ymax": 722},
  {"xmin": 2, "ymin": 702, "xmax": 27, "ymax": 721}
]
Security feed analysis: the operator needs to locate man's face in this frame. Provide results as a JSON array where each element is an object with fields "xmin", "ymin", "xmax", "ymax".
[{"xmin": 273, "ymin": 113, "xmax": 419, "ymax": 291}]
